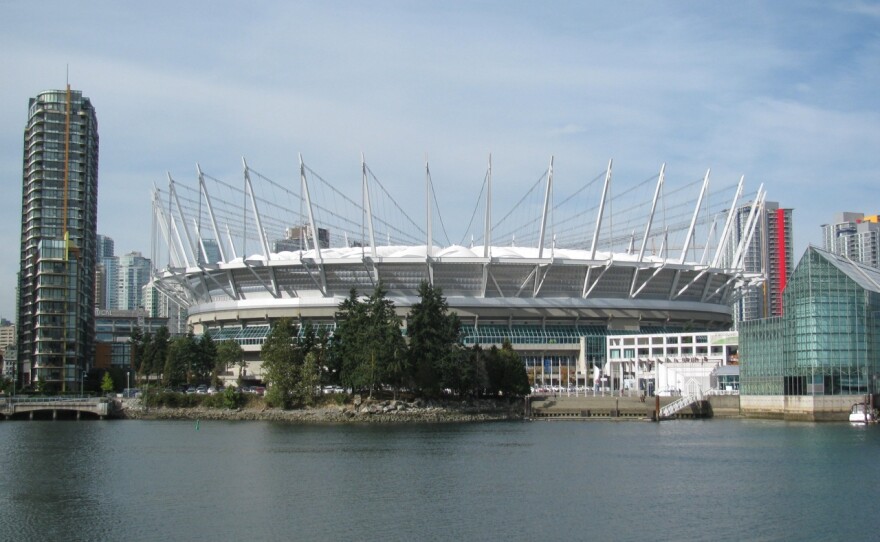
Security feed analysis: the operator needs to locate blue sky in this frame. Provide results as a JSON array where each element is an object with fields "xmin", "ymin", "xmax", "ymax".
[{"xmin": 1, "ymin": 1, "xmax": 879, "ymax": 319}]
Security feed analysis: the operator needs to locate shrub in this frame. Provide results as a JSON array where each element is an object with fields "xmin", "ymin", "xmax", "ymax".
[{"xmin": 202, "ymin": 387, "xmax": 243, "ymax": 409}]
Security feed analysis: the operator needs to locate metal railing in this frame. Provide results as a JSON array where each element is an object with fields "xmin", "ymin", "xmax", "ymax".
[
  {"xmin": 704, "ymin": 388, "xmax": 739, "ymax": 396},
  {"xmin": 659, "ymin": 391, "xmax": 702, "ymax": 419},
  {"xmin": 4, "ymin": 395, "xmax": 107, "ymax": 405}
]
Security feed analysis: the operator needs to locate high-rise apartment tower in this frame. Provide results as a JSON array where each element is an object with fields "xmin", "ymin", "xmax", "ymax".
[
  {"xmin": 17, "ymin": 88, "xmax": 99, "ymax": 391},
  {"xmin": 117, "ymin": 251, "xmax": 151, "ymax": 311},
  {"xmin": 821, "ymin": 212, "xmax": 880, "ymax": 269},
  {"xmin": 730, "ymin": 200, "xmax": 793, "ymax": 324}
]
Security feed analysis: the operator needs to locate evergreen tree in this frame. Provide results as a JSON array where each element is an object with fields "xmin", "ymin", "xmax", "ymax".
[
  {"xmin": 407, "ymin": 281, "xmax": 461, "ymax": 397},
  {"xmin": 260, "ymin": 318, "xmax": 301, "ymax": 408},
  {"xmin": 164, "ymin": 332, "xmax": 197, "ymax": 387},
  {"xmin": 484, "ymin": 340, "xmax": 529, "ymax": 397},
  {"xmin": 150, "ymin": 327, "xmax": 171, "ymax": 384},
  {"xmin": 138, "ymin": 331, "xmax": 153, "ymax": 383},
  {"xmin": 445, "ymin": 345, "xmax": 488, "ymax": 397},
  {"xmin": 332, "ymin": 289, "xmax": 370, "ymax": 393},
  {"xmin": 129, "ymin": 327, "xmax": 145, "ymax": 374},
  {"xmin": 332, "ymin": 284, "xmax": 406, "ymax": 398},
  {"xmin": 198, "ymin": 331, "xmax": 218, "ymax": 384},
  {"xmin": 366, "ymin": 283, "xmax": 407, "ymax": 398}
]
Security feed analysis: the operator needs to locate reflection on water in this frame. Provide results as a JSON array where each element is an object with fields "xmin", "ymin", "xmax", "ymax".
[{"xmin": 1, "ymin": 419, "xmax": 878, "ymax": 541}]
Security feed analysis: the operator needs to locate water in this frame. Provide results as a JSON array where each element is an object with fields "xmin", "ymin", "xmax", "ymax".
[{"xmin": 1, "ymin": 418, "xmax": 878, "ymax": 541}]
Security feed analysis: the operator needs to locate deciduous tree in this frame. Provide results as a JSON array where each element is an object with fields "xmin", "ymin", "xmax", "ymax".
[{"xmin": 216, "ymin": 339, "xmax": 244, "ymax": 383}]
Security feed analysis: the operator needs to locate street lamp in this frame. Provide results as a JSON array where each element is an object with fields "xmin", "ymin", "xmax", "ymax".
[
  {"xmin": 81, "ymin": 369, "xmax": 86, "ymax": 396},
  {"xmin": 127, "ymin": 370, "xmax": 130, "ymax": 396}
]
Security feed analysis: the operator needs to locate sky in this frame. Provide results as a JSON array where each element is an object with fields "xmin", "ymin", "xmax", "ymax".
[{"xmin": 1, "ymin": 1, "xmax": 879, "ymax": 320}]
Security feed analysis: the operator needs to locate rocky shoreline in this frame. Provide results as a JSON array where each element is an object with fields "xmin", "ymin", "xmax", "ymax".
[{"xmin": 119, "ymin": 397, "xmax": 525, "ymax": 424}]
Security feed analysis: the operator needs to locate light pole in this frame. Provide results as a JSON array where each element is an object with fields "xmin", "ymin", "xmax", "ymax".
[
  {"xmin": 127, "ymin": 370, "xmax": 130, "ymax": 396},
  {"xmin": 81, "ymin": 369, "xmax": 86, "ymax": 396}
]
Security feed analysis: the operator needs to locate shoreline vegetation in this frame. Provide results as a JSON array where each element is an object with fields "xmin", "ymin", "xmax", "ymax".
[{"xmin": 119, "ymin": 395, "xmax": 526, "ymax": 424}]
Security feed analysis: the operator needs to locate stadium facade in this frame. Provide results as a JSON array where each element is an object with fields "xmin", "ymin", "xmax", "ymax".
[{"xmin": 150, "ymin": 158, "xmax": 762, "ymax": 387}]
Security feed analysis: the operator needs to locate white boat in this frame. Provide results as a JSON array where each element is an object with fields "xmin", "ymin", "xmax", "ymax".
[{"xmin": 848, "ymin": 403, "xmax": 877, "ymax": 424}]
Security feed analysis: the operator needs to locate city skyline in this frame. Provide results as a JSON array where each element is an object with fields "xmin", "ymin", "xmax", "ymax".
[{"xmin": 2, "ymin": 1, "xmax": 879, "ymax": 319}]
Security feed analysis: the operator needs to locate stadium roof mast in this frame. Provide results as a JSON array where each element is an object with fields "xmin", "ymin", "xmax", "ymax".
[
  {"xmin": 425, "ymin": 156, "xmax": 437, "ymax": 285},
  {"xmin": 151, "ymin": 187, "xmax": 182, "ymax": 268},
  {"xmin": 679, "ymin": 169, "xmax": 711, "ymax": 265},
  {"xmin": 300, "ymin": 154, "xmax": 329, "ymax": 296},
  {"xmin": 537, "ymin": 156, "xmax": 554, "ymax": 259},
  {"xmin": 242, "ymin": 158, "xmax": 271, "ymax": 261},
  {"xmin": 361, "ymin": 153, "xmax": 377, "ymax": 258},
  {"xmin": 711, "ymin": 175, "xmax": 744, "ymax": 269},
  {"xmin": 298, "ymin": 154, "xmax": 323, "ymax": 262},
  {"xmin": 197, "ymin": 163, "xmax": 226, "ymax": 263},
  {"xmin": 702, "ymin": 184, "xmax": 764, "ymax": 303},
  {"xmin": 629, "ymin": 163, "xmax": 666, "ymax": 298},
  {"xmin": 589, "ymin": 159, "xmax": 613, "ymax": 261},
  {"xmin": 168, "ymin": 173, "xmax": 195, "ymax": 268},
  {"xmin": 583, "ymin": 159, "xmax": 613, "ymax": 298},
  {"xmin": 483, "ymin": 154, "xmax": 492, "ymax": 258},
  {"xmin": 637, "ymin": 163, "xmax": 666, "ymax": 262},
  {"xmin": 426, "ymin": 156, "xmax": 433, "ymax": 259},
  {"xmin": 730, "ymin": 184, "xmax": 766, "ymax": 270}
]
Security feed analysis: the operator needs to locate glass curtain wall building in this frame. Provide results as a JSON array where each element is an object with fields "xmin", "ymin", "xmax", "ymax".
[
  {"xmin": 17, "ymin": 88, "xmax": 99, "ymax": 391},
  {"xmin": 741, "ymin": 247, "xmax": 880, "ymax": 400}
]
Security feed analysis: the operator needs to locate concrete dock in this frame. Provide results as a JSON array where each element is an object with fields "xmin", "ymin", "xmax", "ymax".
[{"xmin": 527, "ymin": 394, "xmax": 740, "ymax": 420}]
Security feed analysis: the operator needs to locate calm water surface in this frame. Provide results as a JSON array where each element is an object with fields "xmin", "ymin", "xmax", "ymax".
[{"xmin": 1, "ymin": 418, "xmax": 878, "ymax": 541}]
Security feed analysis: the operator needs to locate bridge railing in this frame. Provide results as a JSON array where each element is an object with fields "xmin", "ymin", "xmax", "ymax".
[{"xmin": 5, "ymin": 395, "xmax": 109, "ymax": 405}]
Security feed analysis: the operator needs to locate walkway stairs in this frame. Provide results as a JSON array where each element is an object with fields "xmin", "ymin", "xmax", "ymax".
[{"xmin": 659, "ymin": 392, "xmax": 702, "ymax": 419}]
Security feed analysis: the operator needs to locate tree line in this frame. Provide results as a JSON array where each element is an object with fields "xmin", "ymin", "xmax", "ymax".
[
  {"xmin": 261, "ymin": 281, "xmax": 530, "ymax": 408},
  {"xmin": 131, "ymin": 326, "xmax": 244, "ymax": 388},
  {"xmin": 129, "ymin": 281, "xmax": 529, "ymax": 407}
]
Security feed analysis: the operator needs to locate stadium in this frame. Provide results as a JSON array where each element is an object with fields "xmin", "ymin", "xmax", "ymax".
[{"xmin": 149, "ymin": 156, "xmax": 763, "ymax": 387}]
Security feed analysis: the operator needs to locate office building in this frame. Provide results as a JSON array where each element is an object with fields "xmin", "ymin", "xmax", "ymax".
[
  {"xmin": 17, "ymin": 87, "xmax": 99, "ymax": 392},
  {"xmin": 821, "ymin": 212, "xmax": 880, "ymax": 269}
]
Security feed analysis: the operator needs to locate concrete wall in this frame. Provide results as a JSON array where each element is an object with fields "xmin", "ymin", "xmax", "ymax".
[
  {"xmin": 741, "ymin": 394, "xmax": 862, "ymax": 421},
  {"xmin": 706, "ymin": 395, "xmax": 741, "ymax": 417}
]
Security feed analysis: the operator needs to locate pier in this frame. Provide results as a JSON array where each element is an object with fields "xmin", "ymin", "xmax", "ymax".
[{"xmin": 527, "ymin": 394, "xmax": 715, "ymax": 420}]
